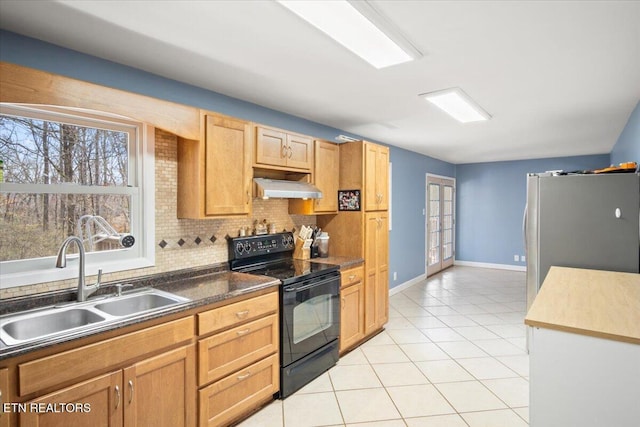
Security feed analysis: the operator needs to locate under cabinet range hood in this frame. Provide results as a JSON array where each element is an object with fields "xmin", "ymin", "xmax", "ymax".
[{"xmin": 254, "ymin": 178, "xmax": 323, "ymax": 199}]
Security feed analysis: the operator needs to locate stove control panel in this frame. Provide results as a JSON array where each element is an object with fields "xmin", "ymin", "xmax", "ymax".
[{"xmin": 229, "ymin": 232, "xmax": 295, "ymax": 260}]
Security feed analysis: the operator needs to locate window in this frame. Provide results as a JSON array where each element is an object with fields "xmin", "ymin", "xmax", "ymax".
[{"xmin": 0, "ymin": 104, "xmax": 155, "ymax": 288}]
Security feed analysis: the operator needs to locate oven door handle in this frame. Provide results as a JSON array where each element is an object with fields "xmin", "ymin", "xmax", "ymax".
[
  {"xmin": 283, "ymin": 274, "xmax": 339, "ymax": 293},
  {"xmin": 285, "ymin": 284, "xmax": 317, "ymax": 292}
]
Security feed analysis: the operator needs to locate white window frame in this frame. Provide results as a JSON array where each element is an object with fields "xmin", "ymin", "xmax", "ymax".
[{"xmin": 0, "ymin": 104, "xmax": 155, "ymax": 288}]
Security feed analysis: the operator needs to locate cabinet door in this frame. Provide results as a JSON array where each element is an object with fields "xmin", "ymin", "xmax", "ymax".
[
  {"xmin": 364, "ymin": 214, "xmax": 380, "ymax": 334},
  {"xmin": 255, "ymin": 127, "xmax": 287, "ymax": 167},
  {"xmin": 205, "ymin": 115, "xmax": 252, "ymax": 216},
  {"xmin": 286, "ymin": 133, "xmax": 313, "ymax": 170},
  {"xmin": 364, "ymin": 143, "xmax": 379, "ymax": 211},
  {"xmin": 364, "ymin": 213, "xmax": 389, "ymax": 335},
  {"xmin": 21, "ymin": 371, "xmax": 123, "ymax": 427},
  {"xmin": 124, "ymin": 345, "xmax": 196, "ymax": 427},
  {"xmin": 0, "ymin": 368, "xmax": 9, "ymax": 427},
  {"xmin": 364, "ymin": 143, "xmax": 389, "ymax": 211},
  {"xmin": 375, "ymin": 213, "xmax": 389, "ymax": 328},
  {"xmin": 375, "ymin": 146, "xmax": 389, "ymax": 211},
  {"xmin": 314, "ymin": 141, "xmax": 339, "ymax": 213},
  {"xmin": 340, "ymin": 281, "xmax": 365, "ymax": 352}
]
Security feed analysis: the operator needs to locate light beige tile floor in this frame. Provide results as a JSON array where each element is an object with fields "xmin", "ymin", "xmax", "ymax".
[{"xmin": 238, "ymin": 266, "xmax": 529, "ymax": 427}]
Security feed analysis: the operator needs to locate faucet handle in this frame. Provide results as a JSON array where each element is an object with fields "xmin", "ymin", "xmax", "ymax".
[
  {"xmin": 114, "ymin": 284, "xmax": 133, "ymax": 297},
  {"xmin": 96, "ymin": 268, "xmax": 103, "ymax": 286}
]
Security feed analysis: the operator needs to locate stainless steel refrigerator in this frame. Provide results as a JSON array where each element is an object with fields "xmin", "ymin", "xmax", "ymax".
[{"xmin": 525, "ymin": 172, "xmax": 640, "ymax": 312}]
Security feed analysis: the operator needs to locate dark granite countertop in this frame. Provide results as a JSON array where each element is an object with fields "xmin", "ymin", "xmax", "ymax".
[
  {"xmin": 310, "ymin": 256, "xmax": 364, "ymax": 269},
  {"xmin": 0, "ymin": 265, "xmax": 280, "ymax": 361}
]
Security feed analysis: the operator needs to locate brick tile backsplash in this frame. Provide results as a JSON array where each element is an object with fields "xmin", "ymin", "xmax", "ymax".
[{"xmin": 5, "ymin": 129, "xmax": 316, "ymax": 298}]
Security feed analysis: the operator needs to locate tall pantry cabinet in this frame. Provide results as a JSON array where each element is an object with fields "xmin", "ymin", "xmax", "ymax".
[{"xmin": 317, "ymin": 140, "xmax": 390, "ymax": 352}]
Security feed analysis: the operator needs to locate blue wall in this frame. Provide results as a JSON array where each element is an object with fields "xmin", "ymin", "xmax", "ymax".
[
  {"xmin": 455, "ymin": 154, "xmax": 610, "ymax": 266},
  {"xmin": 0, "ymin": 30, "xmax": 357, "ymax": 141},
  {"xmin": 388, "ymin": 145, "xmax": 455, "ymax": 286},
  {"xmin": 611, "ymin": 100, "xmax": 640, "ymax": 165},
  {"xmin": 1, "ymin": 30, "xmax": 454, "ymax": 289}
]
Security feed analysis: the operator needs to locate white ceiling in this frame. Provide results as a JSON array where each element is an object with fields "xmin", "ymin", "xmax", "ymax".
[{"xmin": 1, "ymin": 0, "xmax": 639, "ymax": 164}]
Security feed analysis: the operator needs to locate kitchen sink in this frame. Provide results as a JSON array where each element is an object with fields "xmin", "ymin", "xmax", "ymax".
[
  {"xmin": 1, "ymin": 308, "xmax": 106, "ymax": 345},
  {"xmin": 94, "ymin": 291, "xmax": 188, "ymax": 317},
  {"xmin": 0, "ymin": 288, "xmax": 189, "ymax": 347}
]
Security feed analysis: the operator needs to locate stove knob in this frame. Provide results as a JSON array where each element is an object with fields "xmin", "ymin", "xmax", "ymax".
[
  {"xmin": 288, "ymin": 235, "xmax": 294, "ymax": 246},
  {"xmin": 244, "ymin": 242, "xmax": 252, "ymax": 253},
  {"xmin": 235, "ymin": 242, "xmax": 244, "ymax": 254}
]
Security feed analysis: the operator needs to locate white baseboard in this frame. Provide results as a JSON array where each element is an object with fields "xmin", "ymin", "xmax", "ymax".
[
  {"xmin": 389, "ymin": 273, "xmax": 427, "ymax": 296},
  {"xmin": 454, "ymin": 260, "xmax": 526, "ymax": 272}
]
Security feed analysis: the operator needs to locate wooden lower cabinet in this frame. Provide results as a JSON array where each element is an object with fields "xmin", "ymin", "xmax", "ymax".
[
  {"xmin": 20, "ymin": 345, "xmax": 195, "ymax": 427},
  {"xmin": 20, "ymin": 371, "xmax": 123, "ymax": 427},
  {"xmin": 124, "ymin": 345, "xmax": 196, "ymax": 427},
  {"xmin": 198, "ymin": 314, "xmax": 278, "ymax": 385},
  {"xmin": 197, "ymin": 290, "xmax": 279, "ymax": 427},
  {"xmin": 339, "ymin": 267, "xmax": 365, "ymax": 353},
  {"xmin": 365, "ymin": 213, "xmax": 389, "ymax": 335},
  {"xmin": 198, "ymin": 354, "xmax": 278, "ymax": 427}
]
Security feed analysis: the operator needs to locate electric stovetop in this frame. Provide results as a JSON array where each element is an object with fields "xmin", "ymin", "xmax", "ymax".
[{"xmin": 237, "ymin": 258, "xmax": 339, "ymax": 285}]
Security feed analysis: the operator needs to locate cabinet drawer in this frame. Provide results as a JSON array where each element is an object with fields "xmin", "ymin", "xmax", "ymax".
[
  {"xmin": 341, "ymin": 266, "xmax": 364, "ymax": 288},
  {"xmin": 198, "ymin": 292, "xmax": 278, "ymax": 336},
  {"xmin": 198, "ymin": 314, "xmax": 278, "ymax": 386},
  {"xmin": 198, "ymin": 354, "xmax": 279, "ymax": 427}
]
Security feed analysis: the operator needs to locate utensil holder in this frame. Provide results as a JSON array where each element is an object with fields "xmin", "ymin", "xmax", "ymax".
[{"xmin": 293, "ymin": 238, "xmax": 311, "ymax": 260}]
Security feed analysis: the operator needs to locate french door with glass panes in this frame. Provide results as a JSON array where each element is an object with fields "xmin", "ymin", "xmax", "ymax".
[{"xmin": 426, "ymin": 175, "xmax": 455, "ymax": 276}]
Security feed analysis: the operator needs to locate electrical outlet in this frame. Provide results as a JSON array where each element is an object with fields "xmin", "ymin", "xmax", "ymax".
[
  {"xmin": 393, "ymin": 272, "xmax": 397, "ymax": 281},
  {"xmin": 514, "ymin": 255, "xmax": 519, "ymax": 262},
  {"xmin": 521, "ymin": 255, "xmax": 526, "ymax": 262},
  {"xmin": 422, "ymin": 209, "xmax": 425, "ymax": 215}
]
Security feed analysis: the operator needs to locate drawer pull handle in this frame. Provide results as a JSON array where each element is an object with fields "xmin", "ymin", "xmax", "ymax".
[
  {"xmin": 236, "ymin": 310, "xmax": 250, "ymax": 319},
  {"xmin": 128, "ymin": 380, "xmax": 134, "ymax": 404},
  {"xmin": 115, "ymin": 385, "xmax": 121, "ymax": 410},
  {"xmin": 236, "ymin": 328, "xmax": 251, "ymax": 336},
  {"xmin": 348, "ymin": 275, "xmax": 356, "ymax": 281},
  {"xmin": 237, "ymin": 372, "xmax": 252, "ymax": 381}
]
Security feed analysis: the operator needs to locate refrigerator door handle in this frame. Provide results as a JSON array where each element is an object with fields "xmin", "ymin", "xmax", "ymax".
[{"xmin": 522, "ymin": 204, "xmax": 528, "ymax": 258}]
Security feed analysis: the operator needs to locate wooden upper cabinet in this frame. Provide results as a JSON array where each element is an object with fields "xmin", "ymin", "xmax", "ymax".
[
  {"xmin": 204, "ymin": 115, "xmax": 252, "ymax": 216},
  {"xmin": 255, "ymin": 126, "xmax": 312, "ymax": 171},
  {"xmin": 364, "ymin": 142, "xmax": 389, "ymax": 211},
  {"xmin": 286, "ymin": 133, "xmax": 313, "ymax": 170},
  {"xmin": 289, "ymin": 140, "xmax": 339, "ymax": 215},
  {"xmin": 178, "ymin": 112, "xmax": 252, "ymax": 218},
  {"xmin": 314, "ymin": 141, "xmax": 340, "ymax": 213},
  {"xmin": 255, "ymin": 127, "xmax": 287, "ymax": 168}
]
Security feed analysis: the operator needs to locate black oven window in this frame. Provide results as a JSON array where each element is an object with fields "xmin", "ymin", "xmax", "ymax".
[{"xmin": 293, "ymin": 294, "xmax": 333, "ymax": 344}]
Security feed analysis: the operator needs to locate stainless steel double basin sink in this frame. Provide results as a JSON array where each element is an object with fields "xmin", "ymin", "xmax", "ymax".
[{"xmin": 0, "ymin": 288, "xmax": 190, "ymax": 347}]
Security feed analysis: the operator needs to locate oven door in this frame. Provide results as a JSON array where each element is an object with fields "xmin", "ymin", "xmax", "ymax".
[{"xmin": 281, "ymin": 271, "xmax": 340, "ymax": 367}]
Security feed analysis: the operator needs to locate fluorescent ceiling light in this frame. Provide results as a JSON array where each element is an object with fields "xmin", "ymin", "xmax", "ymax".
[
  {"xmin": 277, "ymin": 0, "xmax": 419, "ymax": 69},
  {"xmin": 420, "ymin": 88, "xmax": 491, "ymax": 123}
]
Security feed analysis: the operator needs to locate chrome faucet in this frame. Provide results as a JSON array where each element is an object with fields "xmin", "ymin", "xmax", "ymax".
[{"xmin": 55, "ymin": 236, "xmax": 102, "ymax": 302}]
